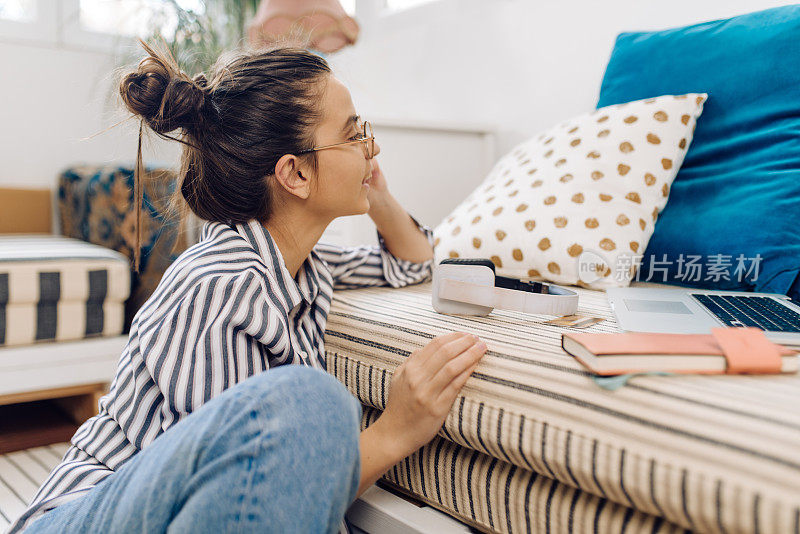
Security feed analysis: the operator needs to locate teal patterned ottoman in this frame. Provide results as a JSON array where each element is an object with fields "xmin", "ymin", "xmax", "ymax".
[{"xmin": 58, "ymin": 164, "xmax": 192, "ymax": 332}]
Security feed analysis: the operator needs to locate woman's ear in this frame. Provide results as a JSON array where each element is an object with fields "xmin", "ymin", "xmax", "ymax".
[{"xmin": 273, "ymin": 154, "xmax": 311, "ymax": 200}]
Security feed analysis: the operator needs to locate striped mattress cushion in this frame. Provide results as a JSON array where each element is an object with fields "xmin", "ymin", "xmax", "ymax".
[
  {"xmin": 324, "ymin": 283, "xmax": 800, "ymax": 533},
  {"xmin": 0, "ymin": 235, "xmax": 130, "ymax": 346},
  {"xmin": 360, "ymin": 404, "xmax": 685, "ymax": 534}
]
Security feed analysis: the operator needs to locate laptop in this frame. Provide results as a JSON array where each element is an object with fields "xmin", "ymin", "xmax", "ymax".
[{"xmin": 606, "ymin": 287, "xmax": 800, "ymax": 347}]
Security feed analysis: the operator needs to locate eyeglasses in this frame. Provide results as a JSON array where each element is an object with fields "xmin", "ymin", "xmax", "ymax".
[{"xmin": 298, "ymin": 120, "xmax": 375, "ymax": 159}]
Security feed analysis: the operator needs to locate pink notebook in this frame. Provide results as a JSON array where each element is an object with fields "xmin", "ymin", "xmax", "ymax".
[{"xmin": 562, "ymin": 328, "xmax": 798, "ymax": 376}]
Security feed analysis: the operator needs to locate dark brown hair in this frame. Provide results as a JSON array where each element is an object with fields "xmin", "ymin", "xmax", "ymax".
[{"xmin": 119, "ymin": 40, "xmax": 331, "ymax": 270}]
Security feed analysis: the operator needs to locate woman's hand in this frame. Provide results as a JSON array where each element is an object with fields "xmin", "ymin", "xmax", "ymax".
[
  {"xmin": 366, "ymin": 158, "xmax": 391, "ymax": 214},
  {"xmin": 364, "ymin": 158, "xmax": 433, "ymax": 263},
  {"xmin": 377, "ymin": 332, "xmax": 487, "ymax": 455}
]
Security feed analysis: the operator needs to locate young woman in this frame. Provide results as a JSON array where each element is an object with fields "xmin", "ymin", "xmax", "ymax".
[{"xmin": 10, "ymin": 43, "xmax": 487, "ymax": 533}]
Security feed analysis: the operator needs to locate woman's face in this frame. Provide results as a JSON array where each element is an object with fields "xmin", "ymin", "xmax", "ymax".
[{"xmin": 306, "ymin": 75, "xmax": 381, "ymax": 219}]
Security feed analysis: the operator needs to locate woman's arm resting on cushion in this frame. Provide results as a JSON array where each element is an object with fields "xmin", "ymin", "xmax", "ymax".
[
  {"xmin": 368, "ymin": 193, "xmax": 433, "ymax": 264},
  {"xmin": 354, "ymin": 332, "xmax": 487, "ymax": 497},
  {"xmin": 366, "ymin": 159, "xmax": 433, "ymax": 264}
]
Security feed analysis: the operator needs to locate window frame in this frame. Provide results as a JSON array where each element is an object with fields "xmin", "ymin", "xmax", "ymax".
[
  {"xmin": 0, "ymin": 0, "xmax": 149, "ymax": 51},
  {"xmin": 61, "ymin": 0, "xmax": 138, "ymax": 51},
  {"xmin": 356, "ymin": 0, "xmax": 443, "ymax": 21},
  {"xmin": 384, "ymin": 0, "xmax": 440, "ymax": 14},
  {"xmin": 0, "ymin": 0, "xmax": 445, "ymax": 52},
  {"xmin": 0, "ymin": 0, "xmax": 58, "ymax": 46}
]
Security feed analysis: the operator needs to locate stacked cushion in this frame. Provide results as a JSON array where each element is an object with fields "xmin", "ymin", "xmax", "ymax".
[
  {"xmin": 597, "ymin": 5, "xmax": 800, "ymax": 298},
  {"xmin": 0, "ymin": 235, "xmax": 130, "ymax": 347},
  {"xmin": 324, "ymin": 283, "xmax": 800, "ymax": 533},
  {"xmin": 433, "ymin": 94, "xmax": 706, "ymax": 288},
  {"xmin": 358, "ymin": 405, "xmax": 681, "ymax": 533}
]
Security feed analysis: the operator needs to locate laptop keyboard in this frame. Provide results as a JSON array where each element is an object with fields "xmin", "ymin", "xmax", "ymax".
[{"xmin": 691, "ymin": 294, "xmax": 800, "ymax": 332}]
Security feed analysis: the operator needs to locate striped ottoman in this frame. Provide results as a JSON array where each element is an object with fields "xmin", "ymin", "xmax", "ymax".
[
  {"xmin": 325, "ymin": 283, "xmax": 800, "ymax": 534},
  {"xmin": 0, "ymin": 235, "xmax": 130, "ymax": 347}
]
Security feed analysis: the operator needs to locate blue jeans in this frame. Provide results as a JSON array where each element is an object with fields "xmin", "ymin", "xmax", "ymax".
[{"xmin": 26, "ymin": 366, "xmax": 361, "ymax": 533}]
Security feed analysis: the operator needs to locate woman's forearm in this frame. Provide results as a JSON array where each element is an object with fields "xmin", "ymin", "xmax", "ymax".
[
  {"xmin": 368, "ymin": 193, "xmax": 433, "ymax": 263},
  {"xmin": 356, "ymin": 415, "xmax": 413, "ymax": 497}
]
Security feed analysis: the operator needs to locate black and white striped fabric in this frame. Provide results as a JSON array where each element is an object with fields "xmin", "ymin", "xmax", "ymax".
[
  {"xmin": 8, "ymin": 219, "xmax": 433, "ymax": 533},
  {"xmin": 0, "ymin": 235, "xmax": 130, "ymax": 347},
  {"xmin": 325, "ymin": 283, "xmax": 800, "ymax": 534},
  {"xmin": 360, "ymin": 405, "xmax": 687, "ymax": 534}
]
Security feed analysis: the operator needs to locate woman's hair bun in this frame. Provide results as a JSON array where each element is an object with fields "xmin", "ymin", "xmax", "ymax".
[
  {"xmin": 120, "ymin": 40, "xmax": 206, "ymax": 135},
  {"xmin": 192, "ymin": 73, "xmax": 209, "ymax": 89}
]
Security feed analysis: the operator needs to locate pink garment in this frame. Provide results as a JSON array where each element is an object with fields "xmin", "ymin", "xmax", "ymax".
[{"xmin": 247, "ymin": 0, "xmax": 359, "ymax": 53}]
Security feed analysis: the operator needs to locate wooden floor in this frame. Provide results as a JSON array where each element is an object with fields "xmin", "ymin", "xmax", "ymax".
[{"xmin": 0, "ymin": 442, "xmax": 68, "ymax": 531}]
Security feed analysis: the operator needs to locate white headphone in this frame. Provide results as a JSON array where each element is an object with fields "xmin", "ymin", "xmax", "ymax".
[{"xmin": 432, "ymin": 258, "xmax": 579, "ymax": 317}]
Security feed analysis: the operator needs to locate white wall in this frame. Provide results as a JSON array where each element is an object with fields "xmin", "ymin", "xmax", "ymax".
[
  {"xmin": 0, "ymin": 41, "xmax": 179, "ymax": 191},
  {"xmin": 330, "ymin": 0, "xmax": 793, "ymax": 157},
  {"xmin": 0, "ymin": 0, "xmax": 791, "ymax": 194}
]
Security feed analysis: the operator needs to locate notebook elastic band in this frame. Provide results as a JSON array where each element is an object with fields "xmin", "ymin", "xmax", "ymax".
[{"xmin": 711, "ymin": 327, "xmax": 782, "ymax": 374}]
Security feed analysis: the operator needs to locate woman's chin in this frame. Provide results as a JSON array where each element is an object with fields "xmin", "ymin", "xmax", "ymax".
[{"xmin": 342, "ymin": 196, "xmax": 371, "ymax": 217}]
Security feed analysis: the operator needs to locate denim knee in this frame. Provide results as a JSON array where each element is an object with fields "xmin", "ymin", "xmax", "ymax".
[{"xmin": 239, "ymin": 365, "xmax": 361, "ymax": 438}]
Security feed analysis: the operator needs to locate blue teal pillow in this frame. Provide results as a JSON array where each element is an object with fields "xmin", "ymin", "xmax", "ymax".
[{"xmin": 597, "ymin": 5, "xmax": 800, "ymax": 300}]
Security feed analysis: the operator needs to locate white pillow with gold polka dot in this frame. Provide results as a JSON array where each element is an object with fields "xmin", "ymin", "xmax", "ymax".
[{"xmin": 434, "ymin": 93, "xmax": 707, "ymax": 289}]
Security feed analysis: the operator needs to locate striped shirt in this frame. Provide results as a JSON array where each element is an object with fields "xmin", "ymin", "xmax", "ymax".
[{"xmin": 10, "ymin": 218, "xmax": 433, "ymax": 532}]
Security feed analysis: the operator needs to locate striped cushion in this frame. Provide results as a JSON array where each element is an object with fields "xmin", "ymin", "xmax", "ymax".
[
  {"xmin": 324, "ymin": 283, "xmax": 800, "ymax": 533},
  {"xmin": 360, "ymin": 405, "xmax": 684, "ymax": 534},
  {"xmin": 0, "ymin": 235, "xmax": 130, "ymax": 346}
]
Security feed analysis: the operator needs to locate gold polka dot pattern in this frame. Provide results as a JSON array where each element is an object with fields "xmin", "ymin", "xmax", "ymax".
[{"xmin": 433, "ymin": 93, "xmax": 707, "ymax": 288}]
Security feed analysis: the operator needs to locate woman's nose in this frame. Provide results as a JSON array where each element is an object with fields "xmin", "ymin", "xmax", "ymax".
[{"xmin": 372, "ymin": 141, "xmax": 381, "ymax": 158}]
